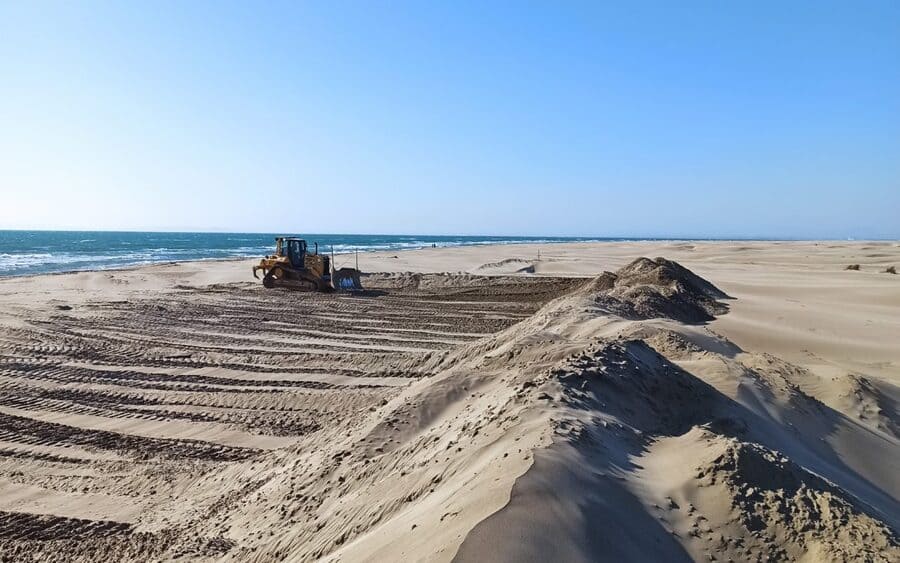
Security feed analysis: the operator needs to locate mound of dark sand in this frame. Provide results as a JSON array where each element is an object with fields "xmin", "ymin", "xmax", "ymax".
[
  {"xmin": 584, "ymin": 257, "xmax": 729, "ymax": 323},
  {"xmin": 700, "ymin": 439, "xmax": 899, "ymax": 561},
  {"xmin": 554, "ymin": 339, "xmax": 721, "ymax": 434}
]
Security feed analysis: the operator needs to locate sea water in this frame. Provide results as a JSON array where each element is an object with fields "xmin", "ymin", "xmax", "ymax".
[{"xmin": 0, "ymin": 230, "xmax": 623, "ymax": 277}]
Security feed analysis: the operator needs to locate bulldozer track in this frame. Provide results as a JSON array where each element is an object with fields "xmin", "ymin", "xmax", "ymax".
[
  {"xmin": 0, "ymin": 511, "xmax": 133, "ymax": 541},
  {"xmin": 0, "ymin": 274, "xmax": 581, "ymax": 559}
]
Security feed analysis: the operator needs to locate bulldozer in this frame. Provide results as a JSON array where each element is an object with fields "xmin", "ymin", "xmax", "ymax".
[{"xmin": 252, "ymin": 237, "xmax": 362, "ymax": 291}]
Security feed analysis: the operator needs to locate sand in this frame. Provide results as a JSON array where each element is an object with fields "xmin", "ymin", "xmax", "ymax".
[{"xmin": 0, "ymin": 241, "xmax": 897, "ymax": 561}]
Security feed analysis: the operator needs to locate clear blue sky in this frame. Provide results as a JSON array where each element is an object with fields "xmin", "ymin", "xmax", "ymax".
[{"xmin": 1, "ymin": 1, "xmax": 898, "ymax": 238}]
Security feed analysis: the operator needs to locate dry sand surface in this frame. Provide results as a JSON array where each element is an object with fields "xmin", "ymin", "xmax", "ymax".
[{"xmin": 0, "ymin": 241, "xmax": 897, "ymax": 562}]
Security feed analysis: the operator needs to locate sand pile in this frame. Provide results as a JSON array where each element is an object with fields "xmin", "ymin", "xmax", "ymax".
[
  {"xmin": 454, "ymin": 263, "xmax": 897, "ymax": 562},
  {"xmin": 698, "ymin": 438, "xmax": 897, "ymax": 561},
  {"xmin": 583, "ymin": 257, "xmax": 729, "ymax": 323},
  {"xmin": 474, "ymin": 258, "xmax": 536, "ymax": 274},
  {"xmin": 551, "ymin": 339, "xmax": 720, "ymax": 434}
]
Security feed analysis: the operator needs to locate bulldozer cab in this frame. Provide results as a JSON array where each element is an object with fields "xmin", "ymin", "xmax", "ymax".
[{"xmin": 285, "ymin": 239, "xmax": 307, "ymax": 269}]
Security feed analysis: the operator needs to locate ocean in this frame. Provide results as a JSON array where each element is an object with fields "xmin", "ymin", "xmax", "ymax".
[{"xmin": 0, "ymin": 230, "xmax": 621, "ymax": 277}]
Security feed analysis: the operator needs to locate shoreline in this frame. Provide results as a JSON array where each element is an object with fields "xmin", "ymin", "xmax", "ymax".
[
  {"xmin": 0, "ymin": 255, "xmax": 253, "ymax": 281},
  {"xmin": 1, "ymin": 239, "xmax": 898, "ymax": 281}
]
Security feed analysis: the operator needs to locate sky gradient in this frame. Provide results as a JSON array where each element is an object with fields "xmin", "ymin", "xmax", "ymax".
[{"xmin": 1, "ymin": 1, "xmax": 898, "ymax": 238}]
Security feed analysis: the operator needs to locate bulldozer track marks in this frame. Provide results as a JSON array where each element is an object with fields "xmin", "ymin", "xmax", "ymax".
[
  {"xmin": 0, "ymin": 511, "xmax": 133, "ymax": 541},
  {"xmin": 0, "ymin": 510, "xmax": 233, "ymax": 561},
  {"xmin": 0, "ymin": 448, "xmax": 88, "ymax": 465},
  {"xmin": 0, "ymin": 413, "xmax": 258, "ymax": 461},
  {"xmin": 0, "ymin": 362, "xmax": 380, "ymax": 391},
  {"xmin": 0, "ymin": 275, "xmax": 578, "ymax": 558}
]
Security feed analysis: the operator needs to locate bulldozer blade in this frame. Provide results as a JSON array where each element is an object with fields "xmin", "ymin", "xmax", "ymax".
[{"xmin": 332, "ymin": 268, "xmax": 362, "ymax": 291}]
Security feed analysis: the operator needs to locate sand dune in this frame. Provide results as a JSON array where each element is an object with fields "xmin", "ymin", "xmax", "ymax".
[{"xmin": 0, "ymin": 242, "xmax": 897, "ymax": 561}]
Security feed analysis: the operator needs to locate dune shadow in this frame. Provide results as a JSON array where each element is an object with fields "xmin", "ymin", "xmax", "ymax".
[
  {"xmin": 453, "ymin": 436, "xmax": 693, "ymax": 562},
  {"xmin": 596, "ymin": 341, "xmax": 900, "ymax": 531},
  {"xmin": 456, "ymin": 339, "xmax": 899, "ymax": 561}
]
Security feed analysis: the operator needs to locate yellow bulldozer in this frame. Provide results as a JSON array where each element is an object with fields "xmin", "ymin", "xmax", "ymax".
[{"xmin": 252, "ymin": 237, "xmax": 362, "ymax": 291}]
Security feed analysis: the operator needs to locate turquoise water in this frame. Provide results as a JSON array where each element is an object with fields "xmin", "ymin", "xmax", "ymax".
[{"xmin": 0, "ymin": 230, "xmax": 625, "ymax": 277}]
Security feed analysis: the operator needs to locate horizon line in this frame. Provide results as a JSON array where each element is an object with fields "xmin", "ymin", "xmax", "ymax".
[{"xmin": 0, "ymin": 228, "xmax": 896, "ymax": 242}]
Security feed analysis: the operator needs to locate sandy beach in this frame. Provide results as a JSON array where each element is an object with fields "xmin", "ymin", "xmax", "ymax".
[{"xmin": 0, "ymin": 241, "xmax": 897, "ymax": 561}]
